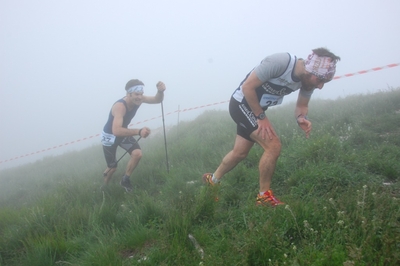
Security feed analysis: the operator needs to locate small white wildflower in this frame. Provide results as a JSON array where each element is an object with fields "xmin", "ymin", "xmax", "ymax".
[
  {"xmin": 337, "ymin": 220, "xmax": 344, "ymax": 226},
  {"xmin": 337, "ymin": 211, "xmax": 345, "ymax": 216},
  {"xmin": 329, "ymin": 198, "xmax": 334, "ymax": 202},
  {"xmin": 293, "ymin": 245, "xmax": 297, "ymax": 251},
  {"xmin": 284, "ymin": 253, "xmax": 288, "ymax": 258},
  {"xmin": 323, "ymin": 206, "xmax": 327, "ymax": 210},
  {"xmin": 363, "ymin": 185, "xmax": 367, "ymax": 189},
  {"xmin": 285, "ymin": 205, "xmax": 290, "ymax": 210},
  {"xmin": 137, "ymin": 256, "xmax": 148, "ymax": 262}
]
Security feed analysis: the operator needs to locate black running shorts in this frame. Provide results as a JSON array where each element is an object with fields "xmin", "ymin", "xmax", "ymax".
[
  {"xmin": 102, "ymin": 136, "xmax": 141, "ymax": 168},
  {"xmin": 229, "ymin": 96, "xmax": 260, "ymax": 142}
]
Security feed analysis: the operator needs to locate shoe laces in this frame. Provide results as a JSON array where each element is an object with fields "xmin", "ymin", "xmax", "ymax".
[
  {"xmin": 258, "ymin": 190, "xmax": 283, "ymax": 205},
  {"xmin": 203, "ymin": 173, "xmax": 215, "ymax": 185}
]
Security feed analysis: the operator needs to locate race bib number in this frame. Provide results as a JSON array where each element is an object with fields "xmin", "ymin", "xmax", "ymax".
[
  {"xmin": 260, "ymin": 94, "xmax": 283, "ymax": 108},
  {"xmin": 101, "ymin": 131, "xmax": 116, "ymax": 146}
]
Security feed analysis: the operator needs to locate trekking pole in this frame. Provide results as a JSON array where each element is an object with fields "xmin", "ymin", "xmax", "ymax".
[
  {"xmin": 161, "ymin": 101, "xmax": 170, "ymax": 173},
  {"xmin": 104, "ymin": 136, "xmax": 141, "ymax": 175}
]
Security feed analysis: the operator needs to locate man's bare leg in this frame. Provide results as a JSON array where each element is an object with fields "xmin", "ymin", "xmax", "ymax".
[
  {"xmin": 213, "ymin": 135, "xmax": 254, "ymax": 180},
  {"xmin": 125, "ymin": 149, "xmax": 142, "ymax": 177},
  {"xmin": 103, "ymin": 167, "xmax": 117, "ymax": 185},
  {"xmin": 250, "ymin": 132, "xmax": 281, "ymax": 192},
  {"xmin": 120, "ymin": 149, "xmax": 142, "ymax": 192}
]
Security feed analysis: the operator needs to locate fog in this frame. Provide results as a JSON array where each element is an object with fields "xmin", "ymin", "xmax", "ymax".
[{"xmin": 1, "ymin": 0, "xmax": 399, "ymax": 170}]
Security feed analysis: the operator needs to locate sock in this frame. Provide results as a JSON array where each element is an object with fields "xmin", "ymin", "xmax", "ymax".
[
  {"xmin": 212, "ymin": 174, "xmax": 220, "ymax": 184},
  {"xmin": 122, "ymin": 175, "xmax": 130, "ymax": 181},
  {"xmin": 259, "ymin": 191, "xmax": 266, "ymax": 196}
]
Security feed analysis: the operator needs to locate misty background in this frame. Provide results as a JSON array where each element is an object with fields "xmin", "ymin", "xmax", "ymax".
[{"xmin": 1, "ymin": 0, "xmax": 399, "ymax": 170}]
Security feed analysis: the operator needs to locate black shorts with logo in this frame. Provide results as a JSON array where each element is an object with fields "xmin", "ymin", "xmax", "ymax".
[
  {"xmin": 102, "ymin": 136, "xmax": 141, "ymax": 168},
  {"xmin": 229, "ymin": 96, "xmax": 263, "ymax": 142}
]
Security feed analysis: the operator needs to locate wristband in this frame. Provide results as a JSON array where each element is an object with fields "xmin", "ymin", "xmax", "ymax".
[{"xmin": 297, "ymin": 114, "xmax": 308, "ymax": 123}]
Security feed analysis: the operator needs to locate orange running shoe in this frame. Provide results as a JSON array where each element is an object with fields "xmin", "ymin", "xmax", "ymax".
[
  {"xmin": 256, "ymin": 190, "xmax": 284, "ymax": 207},
  {"xmin": 202, "ymin": 173, "xmax": 219, "ymax": 201},
  {"xmin": 202, "ymin": 173, "xmax": 217, "ymax": 186}
]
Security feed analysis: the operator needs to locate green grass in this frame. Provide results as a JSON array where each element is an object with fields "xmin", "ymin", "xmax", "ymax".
[{"xmin": 1, "ymin": 88, "xmax": 400, "ymax": 265}]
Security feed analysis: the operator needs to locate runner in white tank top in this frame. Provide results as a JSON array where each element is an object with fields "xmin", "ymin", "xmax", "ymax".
[{"xmin": 203, "ymin": 48, "xmax": 341, "ymax": 206}]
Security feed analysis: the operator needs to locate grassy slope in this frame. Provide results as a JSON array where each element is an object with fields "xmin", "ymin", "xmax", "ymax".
[{"xmin": 0, "ymin": 88, "xmax": 399, "ymax": 266}]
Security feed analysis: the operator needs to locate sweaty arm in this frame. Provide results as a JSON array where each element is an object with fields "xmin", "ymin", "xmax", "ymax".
[
  {"xmin": 295, "ymin": 92, "xmax": 312, "ymax": 138},
  {"xmin": 244, "ymin": 53, "xmax": 290, "ymax": 117},
  {"xmin": 143, "ymin": 81, "xmax": 166, "ymax": 104},
  {"xmin": 242, "ymin": 71, "xmax": 264, "ymax": 117},
  {"xmin": 111, "ymin": 102, "xmax": 139, "ymax": 137},
  {"xmin": 243, "ymin": 53, "xmax": 290, "ymax": 140},
  {"xmin": 295, "ymin": 92, "xmax": 310, "ymax": 118},
  {"xmin": 242, "ymin": 73, "xmax": 276, "ymax": 140}
]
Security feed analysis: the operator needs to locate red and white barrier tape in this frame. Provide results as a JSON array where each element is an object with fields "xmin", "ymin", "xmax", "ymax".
[
  {"xmin": 333, "ymin": 63, "xmax": 399, "ymax": 80},
  {"xmin": 1, "ymin": 63, "xmax": 398, "ymax": 165}
]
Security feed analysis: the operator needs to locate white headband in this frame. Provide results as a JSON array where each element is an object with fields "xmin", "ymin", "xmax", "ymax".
[
  {"xmin": 304, "ymin": 52, "xmax": 337, "ymax": 82},
  {"xmin": 127, "ymin": 85, "xmax": 144, "ymax": 93}
]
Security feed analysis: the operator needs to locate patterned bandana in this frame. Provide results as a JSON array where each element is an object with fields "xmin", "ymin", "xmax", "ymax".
[
  {"xmin": 304, "ymin": 52, "xmax": 337, "ymax": 82},
  {"xmin": 127, "ymin": 85, "xmax": 144, "ymax": 93}
]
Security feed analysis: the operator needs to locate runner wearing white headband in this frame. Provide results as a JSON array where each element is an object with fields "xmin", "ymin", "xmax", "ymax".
[
  {"xmin": 202, "ymin": 47, "xmax": 340, "ymax": 207},
  {"xmin": 305, "ymin": 51, "xmax": 338, "ymax": 82},
  {"xmin": 101, "ymin": 79, "xmax": 167, "ymax": 192},
  {"xmin": 126, "ymin": 85, "xmax": 145, "ymax": 94}
]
